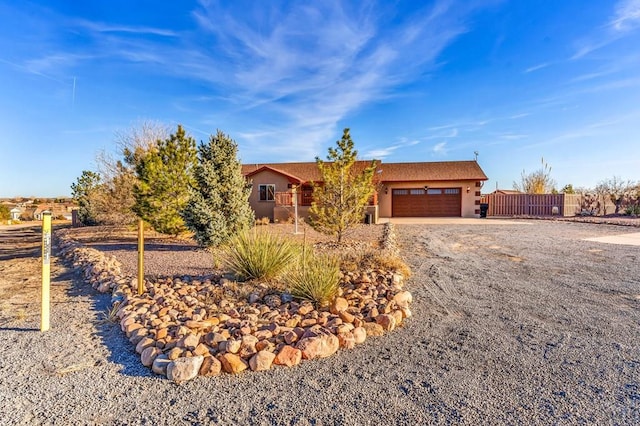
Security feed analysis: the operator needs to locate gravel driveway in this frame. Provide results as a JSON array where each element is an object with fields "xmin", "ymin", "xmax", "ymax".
[{"xmin": 0, "ymin": 220, "xmax": 638, "ymax": 425}]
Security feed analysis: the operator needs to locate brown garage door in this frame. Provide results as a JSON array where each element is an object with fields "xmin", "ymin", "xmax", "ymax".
[{"xmin": 392, "ymin": 188, "xmax": 461, "ymax": 217}]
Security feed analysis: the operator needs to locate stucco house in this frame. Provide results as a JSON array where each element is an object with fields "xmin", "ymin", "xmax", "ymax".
[{"xmin": 242, "ymin": 160, "xmax": 488, "ymax": 223}]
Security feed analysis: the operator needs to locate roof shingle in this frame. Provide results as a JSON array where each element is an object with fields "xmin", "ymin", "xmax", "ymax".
[{"xmin": 242, "ymin": 160, "xmax": 487, "ymax": 183}]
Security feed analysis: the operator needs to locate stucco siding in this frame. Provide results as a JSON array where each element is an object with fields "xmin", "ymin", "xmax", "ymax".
[{"xmin": 247, "ymin": 170, "xmax": 292, "ymax": 221}]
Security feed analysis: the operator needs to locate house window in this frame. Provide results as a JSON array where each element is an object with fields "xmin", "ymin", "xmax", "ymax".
[
  {"xmin": 444, "ymin": 188, "xmax": 460, "ymax": 194},
  {"xmin": 258, "ymin": 184, "xmax": 275, "ymax": 201},
  {"xmin": 427, "ymin": 189, "xmax": 442, "ymax": 195}
]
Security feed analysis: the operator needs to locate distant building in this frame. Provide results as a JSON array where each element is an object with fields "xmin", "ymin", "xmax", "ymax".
[
  {"xmin": 491, "ymin": 189, "xmax": 523, "ymax": 195},
  {"xmin": 9, "ymin": 208, "xmax": 21, "ymax": 221}
]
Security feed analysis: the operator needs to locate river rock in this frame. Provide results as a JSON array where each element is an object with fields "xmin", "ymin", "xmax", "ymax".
[
  {"xmin": 393, "ymin": 290, "xmax": 412, "ymax": 308},
  {"xmin": 330, "ymin": 297, "xmax": 349, "ymax": 314},
  {"xmin": 152, "ymin": 354, "xmax": 171, "ymax": 376},
  {"xmin": 199, "ymin": 355, "xmax": 222, "ymax": 377},
  {"xmin": 135, "ymin": 337, "xmax": 155, "ymax": 354},
  {"xmin": 273, "ymin": 345, "xmax": 302, "ymax": 367},
  {"xmin": 362, "ymin": 322, "xmax": 384, "ymax": 337},
  {"xmin": 376, "ymin": 314, "xmax": 396, "ymax": 332},
  {"xmin": 141, "ymin": 346, "xmax": 162, "ymax": 367},
  {"xmin": 219, "ymin": 353, "xmax": 249, "ymax": 374},
  {"xmin": 249, "ymin": 350, "xmax": 276, "ymax": 372},
  {"xmin": 297, "ymin": 333, "xmax": 339, "ymax": 360},
  {"xmin": 167, "ymin": 356, "xmax": 204, "ymax": 384}
]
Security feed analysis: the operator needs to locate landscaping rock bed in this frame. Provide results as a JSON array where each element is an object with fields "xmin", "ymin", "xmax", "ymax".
[{"xmin": 55, "ymin": 225, "xmax": 412, "ymax": 383}]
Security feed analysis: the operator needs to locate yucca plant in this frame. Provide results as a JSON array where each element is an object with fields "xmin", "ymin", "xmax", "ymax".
[
  {"xmin": 222, "ymin": 229, "xmax": 301, "ymax": 281},
  {"xmin": 285, "ymin": 247, "xmax": 341, "ymax": 308},
  {"xmin": 97, "ymin": 303, "xmax": 120, "ymax": 325}
]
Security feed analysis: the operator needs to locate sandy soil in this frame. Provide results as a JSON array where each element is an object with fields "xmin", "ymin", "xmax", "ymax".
[
  {"xmin": 0, "ymin": 220, "xmax": 638, "ymax": 425},
  {"xmin": 0, "ymin": 224, "xmax": 76, "ymax": 326}
]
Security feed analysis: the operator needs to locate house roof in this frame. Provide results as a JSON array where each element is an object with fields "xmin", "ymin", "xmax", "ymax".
[
  {"xmin": 243, "ymin": 160, "xmax": 487, "ymax": 183},
  {"xmin": 242, "ymin": 162, "xmax": 321, "ymax": 183},
  {"xmin": 242, "ymin": 161, "xmax": 379, "ymax": 183},
  {"xmin": 379, "ymin": 161, "xmax": 488, "ymax": 182},
  {"xmin": 243, "ymin": 165, "xmax": 308, "ymax": 183}
]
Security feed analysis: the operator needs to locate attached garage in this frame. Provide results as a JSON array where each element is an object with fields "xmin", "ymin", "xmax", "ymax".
[{"xmin": 392, "ymin": 188, "xmax": 462, "ymax": 217}]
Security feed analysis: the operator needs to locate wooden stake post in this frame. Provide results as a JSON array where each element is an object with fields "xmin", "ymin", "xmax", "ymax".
[
  {"xmin": 41, "ymin": 212, "xmax": 52, "ymax": 332},
  {"xmin": 137, "ymin": 218, "xmax": 144, "ymax": 295}
]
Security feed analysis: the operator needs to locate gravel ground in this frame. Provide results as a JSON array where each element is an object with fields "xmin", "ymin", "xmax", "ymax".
[{"xmin": 1, "ymin": 220, "xmax": 639, "ymax": 425}]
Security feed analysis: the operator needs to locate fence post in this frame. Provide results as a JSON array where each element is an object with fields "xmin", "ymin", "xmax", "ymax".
[
  {"xmin": 41, "ymin": 211, "xmax": 52, "ymax": 332},
  {"xmin": 137, "ymin": 218, "xmax": 144, "ymax": 295}
]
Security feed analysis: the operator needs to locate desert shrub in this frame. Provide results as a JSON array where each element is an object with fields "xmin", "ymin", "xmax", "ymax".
[
  {"xmin": 625, "ymin": 204, "xmax": 640, "ymax": 216},
  {"xmin": 255, "ymin": 217, "xmax": 270, "ymax": 226},
  {"xmin": 0, "ymin": 204, "xmax": 10, "ymax": 221},
  {"xmin": 285, "ymin": 251, "xmax": 341, "ymax": 307},
  {"xmin": 222, "ymin": 229, "xmax": 301, "ymax": 281}
]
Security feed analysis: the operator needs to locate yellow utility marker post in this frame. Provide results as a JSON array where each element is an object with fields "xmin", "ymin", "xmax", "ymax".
[
  {"xmin": 137, "ymin": 218, "xmax": 144, "ymax": 295},
  {"xmin": 41, "ymin": 211, "xmax": 52, "ymax": 332}
]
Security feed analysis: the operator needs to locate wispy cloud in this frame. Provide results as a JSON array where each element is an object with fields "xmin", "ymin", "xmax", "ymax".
[
  {"xmin": 572, "ymin": 0, "xmax": 640, "ymax": 59},
  {"xmin": 524, "ymin": 63, "xmax": 549, "ymax": 73},
  {"xmin": 610, "ymin": 0, "xmax": 640, "ymax": 31},
  {"xmin": 498, "ymin": 133, "xmax": 528, "ymax": 140},
  {"xmin": 73, "ymin": 19, "xmax": 178, "ymax": 37},
  {"xmin": 363, "ymin": 138, "xmax": 420, "ymax": 159},
  {"xmin": 0, "ymin": 57, "xmax": 67, "ymax": 83},
  {"xmin": 4, "ymin": 1, "xmax": 495, "ymax": 158},
  {"xmin": 24, "ymin": 53, "xmax": 95, "ymax": 78},
  {"xmin": 585, "ymin": 110, "xmax": 640, "ymax": 129},
  {"xmin": 432, "ymin": 141, "xmax": 448, "ymax": 154},
  {"xmin": 181, "ymin": 0, "xmax": 482, "ymax": 156}
]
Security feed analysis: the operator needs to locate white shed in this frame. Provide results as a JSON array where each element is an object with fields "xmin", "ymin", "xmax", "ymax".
[{"xmin": 10, "ymin": 207, "xmax": 21, "ymax": 220}]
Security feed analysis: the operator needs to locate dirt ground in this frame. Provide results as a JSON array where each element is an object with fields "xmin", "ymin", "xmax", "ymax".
[{"xmin": 0, "ymin": 224, "xmax": 76, "ymax": 326}]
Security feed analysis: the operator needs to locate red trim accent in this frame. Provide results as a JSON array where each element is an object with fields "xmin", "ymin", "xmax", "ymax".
[{"xmin": 245, "ymin": 166, "xmax": 304, "ymax": 184}]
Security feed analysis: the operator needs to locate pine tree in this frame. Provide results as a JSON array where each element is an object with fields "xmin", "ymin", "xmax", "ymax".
[
  {"xmin": 309, "ymin": 128, "xmax": 377, "ymax": 243},
  {"xmin": 182, "ymin": 130, "xmax": 254, "ymax": 247},
  {"xmin": 70, "ymin": 170, "xmax": 103, "ymax": 225},
  {"xmin": 132, "ymin": 125, "xmax": 196, "ymax": 236},
  {"xmin": 94, "ymin": 120, "xmax": 169, "ymax": 225}
]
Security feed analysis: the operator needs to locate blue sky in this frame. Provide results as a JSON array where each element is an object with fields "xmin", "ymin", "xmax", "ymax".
[{"xmin": 1, "ymin": 0, "xmax": 639, "ymax": 197}]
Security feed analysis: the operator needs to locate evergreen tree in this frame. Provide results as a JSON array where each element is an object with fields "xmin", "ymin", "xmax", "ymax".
[
  {"xmin": 94, "ymin": 120, "xmax": 169, "ymax": 225},
  {"xmin": 70, "ymin": 170, "xmax": 102, "ymax": 225},
  {"xmin": 0, "ymin": 204, "xmax": 10, "ymax": 221},
  {"xmin": 182, "ymin": 130, "xmax": 254, "ymax": 247},
  {"xmin": 132, "ymin": 125, "xmax": 196, "ymax": 236},
  {"xmin": 309, "ymin": 128, "xmax": 377, "ymax": 243}
]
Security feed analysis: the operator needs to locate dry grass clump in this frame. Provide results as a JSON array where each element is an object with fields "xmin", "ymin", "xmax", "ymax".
[
  {"xmin": 15, "ymin": 308, "xmax": 27, "ymax": 322},
  {"xmin": 222, "ymin": 229, "xmax": 302, "ymax": 281},
  {"xmin": 97, "ymin": 303, "xmax": 120, "ymax": 325},
  {"xmin": 284, "ymin": 251, "xmax": 341, "ymax": 308},
  {"xmin": 340, "ymin": 249, "xmax": 411, "ymax": 278}
]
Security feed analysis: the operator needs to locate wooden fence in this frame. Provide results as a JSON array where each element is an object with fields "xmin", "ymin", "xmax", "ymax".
[{"xmin": 481, "ymin": 193, "xmax": 582, "ymax": 217}]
